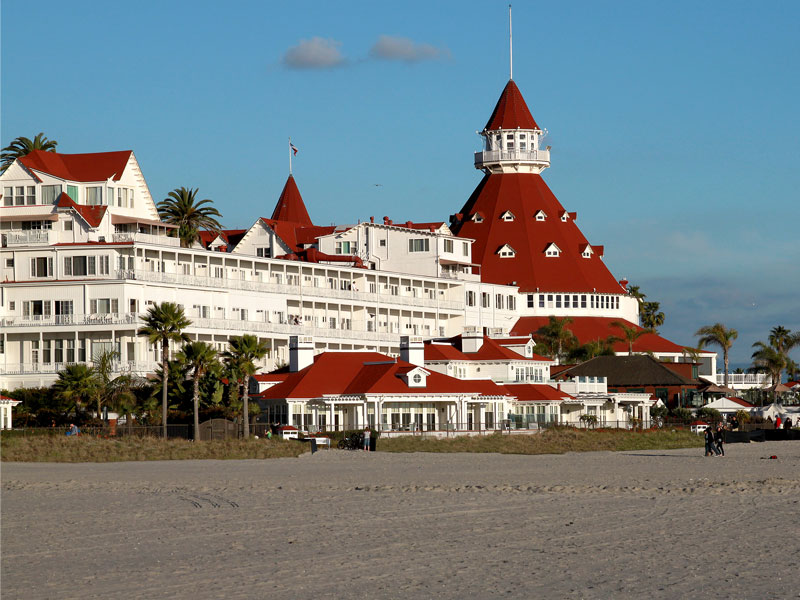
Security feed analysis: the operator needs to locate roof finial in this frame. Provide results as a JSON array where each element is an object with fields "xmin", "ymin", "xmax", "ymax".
[
  {"xmin": 509, "ymin": 4, "xmax": 513, "ymax": 80},
  {"xmin": 289, "ymin": 137, "xmax": 293, "ymax": 175}
]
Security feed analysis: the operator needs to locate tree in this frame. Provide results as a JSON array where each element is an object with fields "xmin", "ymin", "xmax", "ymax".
[
  {"xmin": 695, "ymin": 323, "xmax": 738, "ymax": 389},
  {"xmin": 533, "ymin": 316, "xmax": 577, "ymax": 364},
  {"xmin": 611, "ymin": 321, "xmax": 652, "ymax": 355},
  {"xmin": 1, "ymin": 133, "xmax": 58, "ymax": 173},
  {"xmin": 627, "ymin": 285, "xmax": 646, "ymax": 311},
  {"xmin": 91, "ymin": 349, "xmax": 120, "ymax": 419},
  {"xmin": 177, "ymin": 341, "xmax": 219, "ymax": 441},
  {"xmin": 567, "ymin": 336, "xmax": 619, "ymax": 362},
  {"xmin": 157, "ymin": 187, "xmax": 223, "ymax": 248},
  {"xmin": 640, "ymin": 301, "xmax": 665, "ymax": 331},
  {"xmin": 223, "ymin": 335, "xmax": 268, "ymax": 438},
  {"xmin": 52, "ymin": 364, "xmax": 97, "ymax": 417},
  {"xmin": 750, "ymin": 341, "xmax": 786, "ymax": 389},
  {"xmin": 138, "ymin": 302, "xmax": 191, "ymax": 437}
]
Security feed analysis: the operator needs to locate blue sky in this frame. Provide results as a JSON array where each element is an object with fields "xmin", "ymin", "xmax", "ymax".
[{"xmin": 3, "ymin": 0, "xmax": 798, "ymax": 367}]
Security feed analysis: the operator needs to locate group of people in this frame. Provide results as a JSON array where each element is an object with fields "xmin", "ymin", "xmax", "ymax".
[{"xmin": 704, "ymin": 423, "xmax": 726, "ymax": 457}]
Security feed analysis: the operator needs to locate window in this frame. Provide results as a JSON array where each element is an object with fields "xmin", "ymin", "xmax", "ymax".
[
  {"xmin": 462, "ymin": 242, "xmax": 469, "ymax": 255},
  {"xmin": 507, "ymin": 295, "xmax": 516, "ymax": 310},
  {"xmin": 506, "ymin": 134, "xmax": 514, "ymax": 150},
  {"xmin": 15, "ymin": 186, "xmax": 24, "ymax": 205},
  {"xmin": 495, "ymin": 294, "xmax": 503, "ymax": 309},
  {"xmin": 3, "ymin": 187, "xmax": 11, "ymax": 206},
  {"xmin": 545, "ymin": 244, "xmax": 560, "ymax": 257},
  {"xmin": 108, "ymin": 187, "xmax": 115, "ymax": 206},
  {"xmin": 466, "ymin": 290, "xmax": 476, "ymax": 306},
  {"xmin": 90, "ymin": 298, "xmax": 118, "ymax": 314},
  {"xmin": 64, "ymin": 220, "xmax": 73, "ymax": 231},
  {"xmin": 413, "ymin": 373, "xmax": 422, "ymax": 384},
  {"xmin": 581, "ymin": 295, "xmax": 587, "ymax": 308},
  {"xmin": 22, "ymin": 220, "xmax": 52, "ymax": 231},
  {"xmin": 556, "ymin": 295, "xmax": 562, "ymax": 308},
  {"xmin": 501, "ymin": 211, "xmax": 515, "ymax": 222},
  {"xmin": 66, "ymin": 339, "xmax": 75, "ymax": 363},
  {"xmin": 573, "ymin": 295, "xmax": 579, "ymax": 307},
  {"xmin": 498, "ymin": 245, "xmax": 515, "ymax": 258},
  {"xmin": 564, "ymin": 295, "xmax": 570, "ymax": 308},
  {"xmin": 535, "ymin": 210, "xmax": 546, "ymax": 221},
  {"xmin": 4, "ymin": 257, "xmax": 13, "ymax": 268},
  {"xmin": 547, "ymin": 294, "xmax": 554, "ymax": 308},
  {"xmin": 30, "ymin": 257, "xmax": 53, "ymax": 277},
  {"xmin": 54, "ymin": 340, "xmax": 63, "ymax": 363},
  {"xmin": 443, "ymin": 239, "xmax": 454, "ymax": 253},
  {"xmin": 481, "ymin": 292, "xmax": 490, "ymax": 308},
  {"xmin": 527, "ymin": 294, "xmax": 534, "ymax": 308},
  {"xmin": 379, "ymin": 239, "xmax": 386, "ymax": 247},
  {"xmin": 26, "ymin": 186, "xmax": 36, "ymax": 205},
  {"xmin": 67, "ymin": 185, "xmax": 79, "ymax": 202},
  {"xmin": 335, "ymin": 241, "xmax": 353, "ymax": 254},
  {"xmin": 408, "ymin": 238, "xmax": 430, "ymax": 252},
  {"xmin": 55, "ymin": 300, "xmax": 73, "ymax": 317},
  {"xmin": 519, "ymin": 133, "xmax": 527, "ymax": 152},
  {"xmin": 472, "ymin": 213, "xmax": 484, "ymax": 223},
  {"xmin": 86, "ymin": 187, "xmax": 102, "ymax": 205},
  {"xmin": 256, "ymin": 247, "xmax": 271, "ymax": 258},
  {"xmin": 41, "ymin": 185, "xmax": 62, "ymax": 204},
  {"xmin": 538, "ymin": 295, "xmax": 545, "ymax": 308}
]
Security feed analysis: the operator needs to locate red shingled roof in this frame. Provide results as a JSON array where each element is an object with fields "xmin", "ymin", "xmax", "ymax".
[
  {"xmin": 452, "ymin": 173, "xmax": 624, "ymax": 293},
  {"xmin": 256, "ymin": 352, "xmax": 513, "ymax": 400},
  {"xmin": 511, "ymin": 316, "xmax": 688, "ymax": 354},
  {"xmin": 484, "ymin": 80, "xmax": 540, "ymax": 131},
  {"xmin": 19, "ymin": 150, "xmax": 131, "ymax": 182},
  {"xmin": 270, "ymin": 175, "xmax": 312, "ymax": 226},
  {"xmin": 56, "ymin": 192, "xmax": 107, "ymax": 227},
  {"xmin": 424, "ymin": 336, "xmax": 552, "ymax": 363},
  {"xmin": 497, "ymin": 383, "xmax": 571, "ymax": 402}
]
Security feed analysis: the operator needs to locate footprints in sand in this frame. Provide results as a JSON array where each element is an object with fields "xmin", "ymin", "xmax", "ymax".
[{"xmin": 144, "ymin": 488, "xmax": 239, "ymax": 509}]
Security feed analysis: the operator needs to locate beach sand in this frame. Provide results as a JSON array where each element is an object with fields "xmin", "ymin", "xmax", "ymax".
[{"xmin": 3, "ymin": 442, "xmax": 800, "ymax": 599}]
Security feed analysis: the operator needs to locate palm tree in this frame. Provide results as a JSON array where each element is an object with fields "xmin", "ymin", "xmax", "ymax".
[
  {"xmin": 534, "ymin": 316, "xmax": 577, "ymax": 364},
  {"xmin": 567, "ymin": 336, "xmax": 619, "ymax": 362},
  {"xmin": 768, "ymin": 326, "xmax": 794, "ymax": 355},
  {"xmin": 611, "ymin": 321, "xmax": 653, "ymax": 355},
  {"xmin": 1, "ymin": 133, "xmax": 58, "ymax": 173},
  {"xmin": 92, "ymin": 349, "xmax": 119, "ymax": 419},
  {"xmin": 138, "ymin": 302, "xmax": 191, "ymax": 437},
  {"xmin": 223, "ymin": 335, "xmax": 268, "ymax": 438},
  {"xmin": 52, "ymin": 364, "xmax": 97, "ymax": 417},
  {"xmin": 695, "ymin": 323, "xmax": 738, "ymax": 389},
  {"xmin": 157, "ymin": 187, "xmax": 223, "ymax": 248},
  {"xmin": 640, "ymin": 301, "xmax": 665, "ymax": 331},
  {"xmin": 750, "ymin": 341, "xmax": 787, "ymax": 388},
  {"xmin": 177, "ymin": 341, "xmax": 219, "ymax": 441}
]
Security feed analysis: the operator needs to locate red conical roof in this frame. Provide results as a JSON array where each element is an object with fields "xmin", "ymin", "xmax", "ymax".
[
  {"xmin": 270, "ymin": 175, "xmax": 312, "ymax": 225},
  {"xmin": 484, "ymin": 80, "xmax": 539, "ymax": 131},
  {"xmin": 452, "ymin": 173, "xmax": 624, "ymax": 294}
]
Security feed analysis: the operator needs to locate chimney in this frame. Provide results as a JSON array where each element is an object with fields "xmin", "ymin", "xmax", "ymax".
[
  {"xmin": 461, "ymin": 326, "xmax": 484, "ymax": 353},
  {"xmin": 370, "ymin": 216, "xmax": 375, "ymax": 223},
  {"xmin": 383, "ymin": 216, "xmax": 390, "ymax": 225},
  {"xmin": 400, "ymin": 336, "xmax": 425, "ymax": 367},
  {"xmin": 289, "ymin": 336, "xmax": 314, "ymax": 372}
]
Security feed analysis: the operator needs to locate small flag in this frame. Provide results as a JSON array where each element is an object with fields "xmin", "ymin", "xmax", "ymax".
[{"xmin": 290, "ymin": 143, "xmax": 298, "ymax": 155}]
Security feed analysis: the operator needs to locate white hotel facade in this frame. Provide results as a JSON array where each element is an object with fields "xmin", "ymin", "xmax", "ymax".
[{"xmin": 0, "ymin": 77, "xmax": 718, "ymax": 393}]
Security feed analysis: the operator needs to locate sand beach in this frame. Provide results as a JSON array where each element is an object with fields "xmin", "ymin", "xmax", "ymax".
[{"xmin": 3, "ymin": 443, "xmax": 800, "ymax": 599}]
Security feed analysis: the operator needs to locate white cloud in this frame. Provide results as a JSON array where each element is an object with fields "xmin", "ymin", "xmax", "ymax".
[
  {"xmin": 369, "ymin": 35, "xmax": 448, "ymax": 62},
  {"xmin": 282, "ymin": 37, "xmax": 346, "ymax": 69}
]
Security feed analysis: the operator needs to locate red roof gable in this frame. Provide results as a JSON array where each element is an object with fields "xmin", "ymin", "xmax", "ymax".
[
  {"xmin": 19, "ymin": 150, "xmax": 131, "ymax": 182},
  {"xmin": 497, "ymin": 383, "xmax": 572, "ymax": 402},
  {"xmin": 270, "ymin": 175, "xmax": 312, "ymax": 226},
  {"xmin": 257, "ymin": 352, "xmax": 513, "ymax": 399},
  {"xmin": 511, "ymin": 316, "xmax": 688, "ymax": 354},
  {"xmin": 56, "ymin": 192, "xmax": 107, "ymax": 227},
  {"xmin": 452, "ymin": 173, "xmax": 624, "ymax": 293},
  {"xmin": 484, "ymin": 80, "xmax": 539, "ymax": 131},
  {"xmin": 726, "ymin": 397, "xmax": 754, "ymax": 408}
]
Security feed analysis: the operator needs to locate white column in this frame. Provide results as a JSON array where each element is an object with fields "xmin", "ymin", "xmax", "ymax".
[{"xmin": 329, "ymin": 403, "xmax": 334, "ymax": 431}]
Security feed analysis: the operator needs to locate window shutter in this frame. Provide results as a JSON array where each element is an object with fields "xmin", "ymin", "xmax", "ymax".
[
  {"xmin": 30, "ymin": 258, "xmax": 36, "ymax": 276},
  {"xmin": 48, "ymin": 257, "xmax": 53, "ymax": 276},
  {"xmin": 23, "ymin": 301, "xmax": 30, "ymax": 317}
]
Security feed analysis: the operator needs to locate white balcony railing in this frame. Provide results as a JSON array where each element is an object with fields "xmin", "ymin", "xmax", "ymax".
[
  {"xmin": 117, "ymin": 270, "xmax": 464, "ymax": 311},
  {"xmin": 3, "ymin": 231, "xmax": 52, "ymax": 246},
  {"xmin": 112, "ymin": 232, "xmax": 180, "ymax": 246},
  {"xmin": 0, "ymin": 360, "xmax": 158, "ymax": 376},
  {"xmin": 1, "ymin": 313, "xmax": 139, "ymax": 328},
  {"xmin": 474, "ymin": 149, "xmax": 551, "ymax": 167},
  {"xmin": 713, "ymin": 372, "xmax": 771, "ymax": 388}
]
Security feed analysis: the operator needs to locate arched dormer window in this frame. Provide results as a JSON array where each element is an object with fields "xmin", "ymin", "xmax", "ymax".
[
  {"xmin": 544, "ymin": 243, "xmax": 561, "ymax": 257},
  {"xmin": 535, "ymin": 210, "xmax": 547, "ymax": 222},
  {"xmin": 497, "ymin": 244, "xmax": 516, "ymax": 258},
  {"xmin": 500, "ymin": 210, "xmax": 515, "ymax": 222}
]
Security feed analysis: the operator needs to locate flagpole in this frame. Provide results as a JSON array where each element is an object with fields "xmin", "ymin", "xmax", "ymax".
[
  {"xmin": 509, "ymin": 4, "xmax": 513, "ymax": 80},
  {"xmin": 289, "ymin": 137, "xmax": 293, "ymax": 175}
]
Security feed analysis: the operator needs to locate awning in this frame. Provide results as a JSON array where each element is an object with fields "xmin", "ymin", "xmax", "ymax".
[
  {"xmin": 0, "ymin": 211, "xmax": 58, "ymax": 222},
  {"xmin": 111, "ymin": 214, "xmax": 178, "ymax": 228}
]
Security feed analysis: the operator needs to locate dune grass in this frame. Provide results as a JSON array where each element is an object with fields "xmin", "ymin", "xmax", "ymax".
[
  {"xmin": 376, "ymin": 428, "xmax": 704, "ymax": 455},
  {"xmin": 0, "ymin": 434, "xmax": 307, "ymax": 463}
]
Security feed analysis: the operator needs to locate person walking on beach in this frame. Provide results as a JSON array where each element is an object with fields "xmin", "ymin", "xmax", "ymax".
[
  {"xmin": 775, "ymin": 415, "xmax": 782, "ymax": 429},
  {"xmin": 714, "ymin": 424, "xmax": 725, "ymax": 457},
  {"xmin": 363, "ymin": 427, "xmax": 371, "ymax": 452},
  {"xmin": 704, "ymin": 426, "xmax": 716, "ymax": 456}
]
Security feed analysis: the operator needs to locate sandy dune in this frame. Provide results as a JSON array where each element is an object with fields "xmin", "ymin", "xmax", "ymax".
[{"xmin": 3, "ymin": 443, "xmax": 800, "ymax": 599}]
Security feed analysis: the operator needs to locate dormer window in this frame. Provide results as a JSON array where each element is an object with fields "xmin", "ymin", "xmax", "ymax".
[
  {"xmin": 580, "ymin": 244, "xmax": 593, "ymax": 258},
  {"xmin": 401, "ymin": 366, "xmax": 429, "ymax": 388},
  {"xmin": 497, "ymin": 244, "xmax": 516, "ymax": 258},
  {"xmin": 535, "ymin": 210, "xmax": 547, "ymax": 222},
  {"xmin": 544, "ymin": 243, "xmax": 561, "ymax": 257},
  {"xmin": 471, "ymin": 213, "xmax": 484, "ymax": 223},
  {"xmin": 500, "ymin": 210, "xmax": 515, "ymax": 222},
  {"xmin": 560, "ymin": 212, "xmax": 569, "ymax": 222}
]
